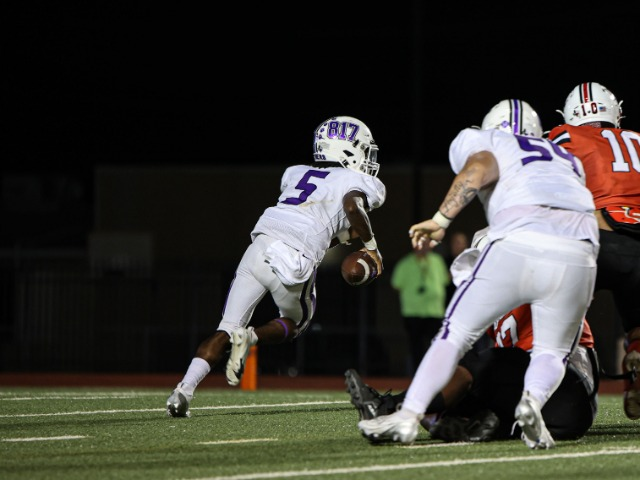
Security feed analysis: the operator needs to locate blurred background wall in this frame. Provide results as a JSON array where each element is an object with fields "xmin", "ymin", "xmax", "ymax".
[
  {"xmin": 0, "ymin": 165, "xmax": 621, "ymax": 377},
  {"xmin": 4, "ymin": 3, "xmax": 632, "ymax": 378}
]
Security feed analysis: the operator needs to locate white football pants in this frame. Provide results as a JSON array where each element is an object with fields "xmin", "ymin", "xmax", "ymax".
[
  {"xmin": 217, "ymin": 234, "xmax": 316, "ymax": 337},
  {"xmin": 402, "ymin": 231, "xmax": 598, "ymax": 415}
]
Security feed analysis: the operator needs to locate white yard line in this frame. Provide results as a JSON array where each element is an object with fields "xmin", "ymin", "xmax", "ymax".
[
  {"xmin": 3, "ymin": 394, "xmax": 147, "ymax": 401},
  {"xmin": 2, "ymin": 435, "xmax": 87, "ymax": 442},
  {"xmin": 199, "ymin": 438, "xmax": 278, "ymax": 445},
  {"xmin": 187, "ymin": 447, "xmax": 640, "ymax": 480},
  {"xmin": 0, "ymin": 400, "xmax": 348, "ymax": 418}
]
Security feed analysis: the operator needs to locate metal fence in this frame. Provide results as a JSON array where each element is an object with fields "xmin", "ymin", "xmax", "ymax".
[{"xmin": 0, "ymin": 250, "xmax": 400, "ymax": 376}]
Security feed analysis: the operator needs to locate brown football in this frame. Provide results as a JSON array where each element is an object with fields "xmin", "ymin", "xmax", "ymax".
[{"xmin": 341, "ymin": 250, "xmax": 379, "ymax": 286}]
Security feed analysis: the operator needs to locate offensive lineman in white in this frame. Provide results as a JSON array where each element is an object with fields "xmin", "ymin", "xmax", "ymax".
[
  {"xmin": 167, "ymin": 116, "xmax": 386, "ymax": 417},
  {"xmin": 358, "ymin": 99, "xmax": 599, "ymax": 449}
]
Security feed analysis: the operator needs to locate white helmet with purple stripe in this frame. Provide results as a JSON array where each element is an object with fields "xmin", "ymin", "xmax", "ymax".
[{"xmin": 481, "ymin": 99, "xmax": 543, "ymax": 137}]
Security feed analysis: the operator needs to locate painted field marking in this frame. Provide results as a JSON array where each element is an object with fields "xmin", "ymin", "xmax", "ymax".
[
  {"xmin": 0, "ymin": 400, "xmax": 349, "ymax": 418},
  {"xmin": 3, "ymin": 394, "xmax": 147, "ymax": 401},
  {"xmin": 199, "ymin": 438, "xmax": 278, "ymax": 445},
  {"xmin": 190, "ymin": 447, "xmax": 640, "ymax": 480},
  {"xmin": 2, "ymin": 435, "xmax": 87, "ymax": 442}
]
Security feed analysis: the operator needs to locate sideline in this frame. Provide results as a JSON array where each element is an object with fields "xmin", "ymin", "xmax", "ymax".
[
  {"xmin": 0, "ymin": 372, "xmax": 412, "ymax": 390},
  {"xmin": 0, "ymin": 372, "xmax": 623, "ymax": 393}
]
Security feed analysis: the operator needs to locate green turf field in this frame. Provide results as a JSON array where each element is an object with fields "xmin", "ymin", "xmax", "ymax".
[{"xmin": 0, "ymin": 387, "xmax": 638, "ymax": 479}]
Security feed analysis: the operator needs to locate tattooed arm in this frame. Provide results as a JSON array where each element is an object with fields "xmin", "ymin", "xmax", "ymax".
[{"xmin": 409, "ymin": 151, "xmax": 498, "ymax": 248}]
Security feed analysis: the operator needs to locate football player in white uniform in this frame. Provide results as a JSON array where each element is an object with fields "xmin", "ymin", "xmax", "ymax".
[
  {"xmin": 358, "ymin": 99, "xmax": 599, "ymax": 449},
  {"xmin": 167, "ymin": 116, "xmax": 386, "ymax": 417},
  {"xmin": 347, "ymin": 228, "xmax": 599, "ymax": 443}
]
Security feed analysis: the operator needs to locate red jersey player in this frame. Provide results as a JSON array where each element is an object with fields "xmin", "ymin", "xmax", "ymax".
[{"xmin": 548, "ymin": 82, "xmax": 640, "ymax": 420}]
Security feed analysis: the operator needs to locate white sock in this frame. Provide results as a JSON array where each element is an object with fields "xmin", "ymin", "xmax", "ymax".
[
  {"xmin": 180, "ymin": 357, "xmax": 211, "ymax": 396},
  {"xmin": 396, "ymin": 408, "xmax": 422, "ymax": 420},
  {"xmin": 524, "ymin": 353, "xmax": 565, "ymax": 406},
  {"xmin": 402, "ymin": 338, "xmax": 460, "ymax": 415}
]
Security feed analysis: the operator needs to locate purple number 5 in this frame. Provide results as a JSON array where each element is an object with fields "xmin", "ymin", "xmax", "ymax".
[
  {"xmin": 281, "ymin": 169, "xmax": 330, "ymax": 205},
  {"xmin": 516, "ymin": 136, "xmax": 582, "ymax": 176}
]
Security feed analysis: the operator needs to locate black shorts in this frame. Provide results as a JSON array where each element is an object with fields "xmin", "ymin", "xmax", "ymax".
[
  {"xmin": 454, "ymin": 347, "xmax": 596, "ymax": 440},
  {"xmin": 596, "ymin": 229, "xmax": 640, "ymax": 332}
]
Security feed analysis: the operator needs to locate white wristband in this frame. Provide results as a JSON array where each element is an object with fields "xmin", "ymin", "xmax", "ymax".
[
  {"xmin": 363, "ymin": 237, "xmax": 378, "ymax": 251},
  {"xmin": 432, "ymin": 211, "xmax": 452, "ymax": 229}
]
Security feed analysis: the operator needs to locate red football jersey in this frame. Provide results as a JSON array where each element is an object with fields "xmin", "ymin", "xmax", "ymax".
[
  {"xmin": 548, "ymin": 124, "xmax": 640, "ymax": 211},
  {"xmin": 487, "ymin": 304, "xmax": 594, "ymax": 351}
]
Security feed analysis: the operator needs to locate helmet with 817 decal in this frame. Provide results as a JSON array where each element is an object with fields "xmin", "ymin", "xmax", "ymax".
[{"xmin": 313, "ymin": 116, "xmax": 380, "ymax": 176}]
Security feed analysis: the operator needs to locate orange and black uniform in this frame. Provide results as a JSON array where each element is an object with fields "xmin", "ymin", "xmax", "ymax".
[
  {"xmin": 453, "ymin": 305, "xmax": 598, "ymax": 440},
  {"xmin": 548, "ymin": 124, "xmax": 640, "ymax": 335},
  {"xmin": 385, "ymin": 304, "xmax": 598, "ymax": 439}
]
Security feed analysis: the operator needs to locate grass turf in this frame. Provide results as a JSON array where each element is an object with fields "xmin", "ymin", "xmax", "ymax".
[{"xmin": 0, "ymin": 387, "xmax": 638, "ymax": 479}]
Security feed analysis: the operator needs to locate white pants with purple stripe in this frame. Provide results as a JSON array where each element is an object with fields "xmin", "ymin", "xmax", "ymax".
[
  {"xmin": 217, "ymin": 234, "xmax": 316, "ymax": 337},
  {"xmin": 402, "ymin": 231, "xmax": 598, "ymax": 416}
]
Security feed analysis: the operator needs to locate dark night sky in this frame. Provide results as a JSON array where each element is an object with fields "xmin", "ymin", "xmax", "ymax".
[{"xmin": 6, "ymin": 3, "xmax": 640, "ymax": 172}]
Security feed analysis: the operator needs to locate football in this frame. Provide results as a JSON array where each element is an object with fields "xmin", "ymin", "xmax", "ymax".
[{"xmin": 341, "ymin": 250, "xmax": 379, "ymax": 286}]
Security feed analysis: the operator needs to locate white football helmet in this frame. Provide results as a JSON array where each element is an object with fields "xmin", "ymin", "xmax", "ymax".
[
  {"xmin": 480, "ymin": 99, "xmax": 543, "ymax": 137},
  {"xmin": 313, "ymin": 116, "xmax": 380, "ymax": 176},
  {"xmin": 562, "ymin": 82, "xmax": 622, "ymax": 128}
]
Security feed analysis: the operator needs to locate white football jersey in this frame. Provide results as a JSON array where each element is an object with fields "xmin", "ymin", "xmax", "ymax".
[
  {"xmin": 251, "ymin": 165, "xmax": 386, "ymax": 264},
  {"xmin": 449, "ymin": 128, "xmax": 598, "ymax": 242}
]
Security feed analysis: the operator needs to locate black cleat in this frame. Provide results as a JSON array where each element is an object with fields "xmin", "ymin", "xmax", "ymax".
[
  {"xmin": 429, "ymin": 409, "xmax": 499, "ymax": 442},
  {"xmin": 344, "ymin": 369, "xmax": 397, "ymax": 420}
]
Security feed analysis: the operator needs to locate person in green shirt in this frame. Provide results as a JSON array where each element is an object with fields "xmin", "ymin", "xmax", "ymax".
[{"xmin": 391, "ymin": 241, "xmax": 450, "ymax": 374}]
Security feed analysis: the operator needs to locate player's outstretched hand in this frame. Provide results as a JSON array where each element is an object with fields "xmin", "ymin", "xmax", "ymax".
[{"xmin": 409, "ymin": 219, "xmax": 445, "ymax": 249}]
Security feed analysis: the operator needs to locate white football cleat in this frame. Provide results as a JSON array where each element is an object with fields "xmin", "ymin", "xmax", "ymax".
[
  {"xmin": 515, "ymin": 391, "xmax": 555, "ymax": 449},
  {"xmin": 226, "ymin": 326, "xmax": 257, "ymax": 386},
  {"xmin": 358, "ymin": 409, "xmax": 422, "ymax": 445},
  {"xmin": 166, "ymin": 382, "xmax": 192, "ymax": 418}
]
